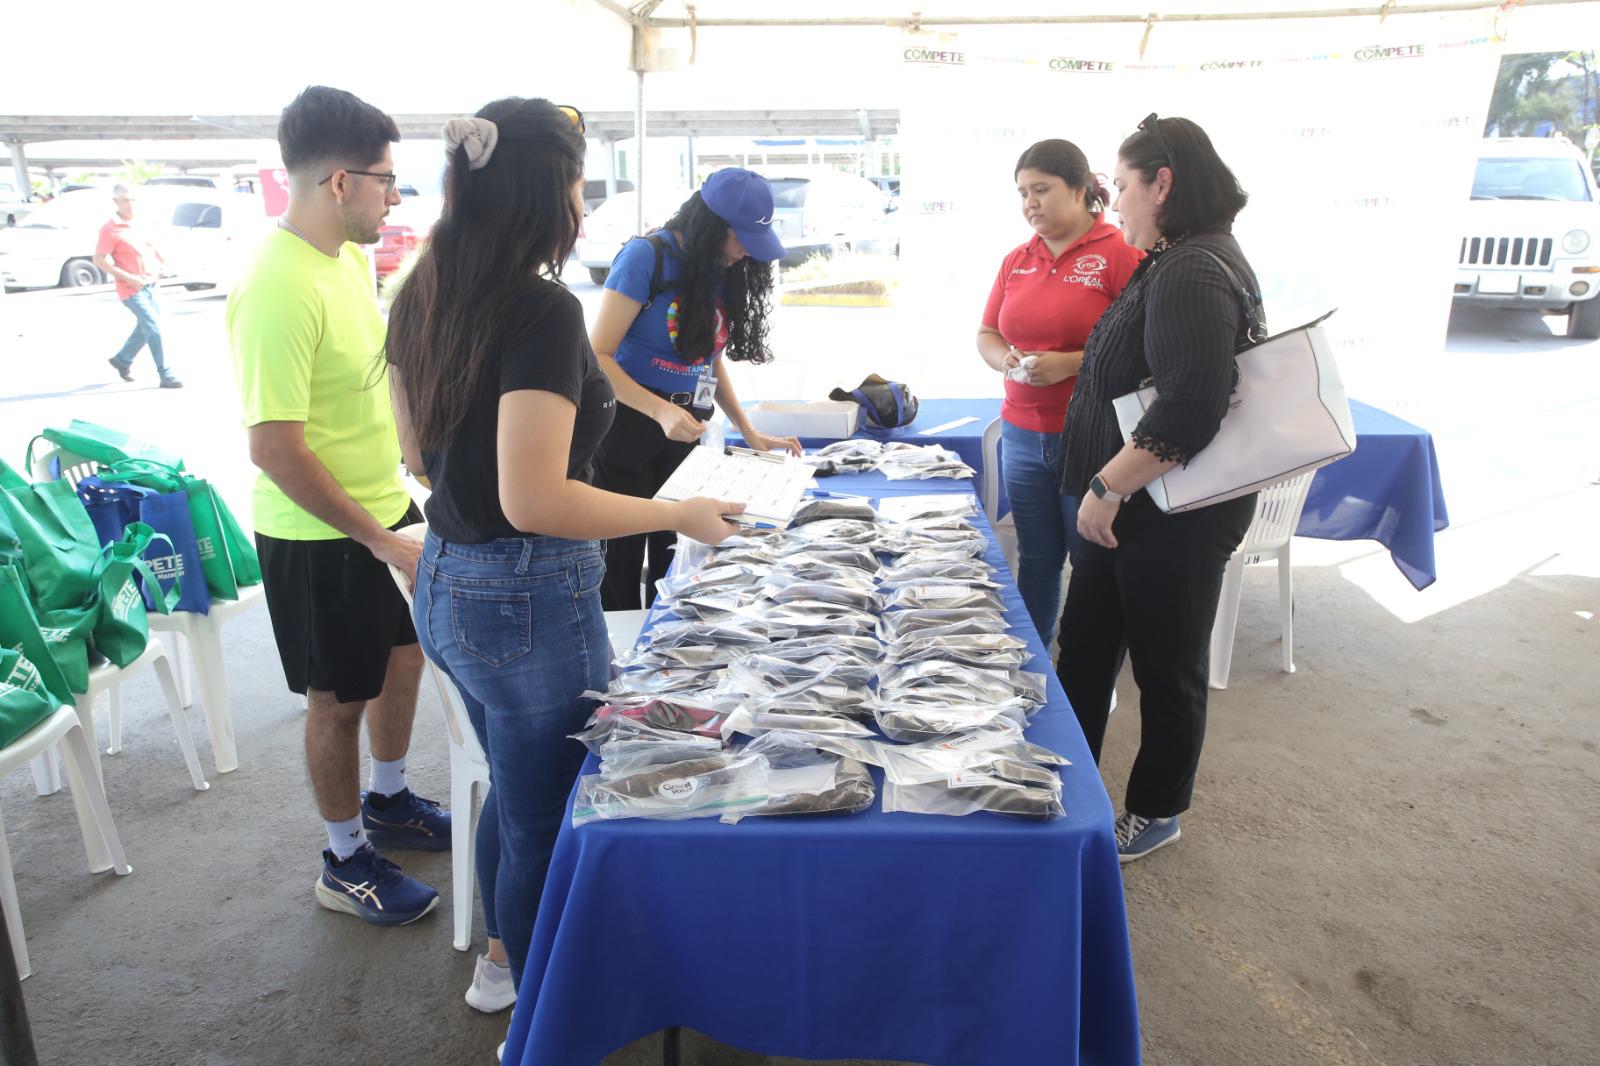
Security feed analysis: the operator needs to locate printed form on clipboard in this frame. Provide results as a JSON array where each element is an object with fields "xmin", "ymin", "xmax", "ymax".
[{"xmin": 653, "ymin": 446, "xmax": 815, "ymax": 528}]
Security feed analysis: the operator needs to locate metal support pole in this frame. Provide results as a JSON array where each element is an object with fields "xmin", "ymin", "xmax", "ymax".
[
  {"xmin": 635, "ymin": 69, "xmax": 647, "ymax": 236},
  {"xmin": 7, "ymin": 142, "xmax": 29, "ymax": 200},
  {"xmin": 0, "ymin": 916, "xmax": 39, "ymax": 1066},
  {"xmin": 686, "ymin": 133, "xmax": 696, "ymax": 188},
  {"xmin": 605, "ymin": 139, "xmax": 619, "ymax": 198}
]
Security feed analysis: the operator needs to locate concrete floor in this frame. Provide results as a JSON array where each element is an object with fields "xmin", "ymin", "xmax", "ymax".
[{"xmin": 1, "ymin": 290, "xmax": 1597, "ymax": 1064}]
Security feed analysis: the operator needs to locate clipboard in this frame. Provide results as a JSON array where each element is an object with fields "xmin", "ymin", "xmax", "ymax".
[{"xmin": 653, "ymin": 445, "xmax": 814, "ymax": 527}]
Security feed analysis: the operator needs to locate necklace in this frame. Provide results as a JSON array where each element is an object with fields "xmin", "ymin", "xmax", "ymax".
[{"xmin": 277, "ymin": 217, "xmax": 316, "ymax": 247}]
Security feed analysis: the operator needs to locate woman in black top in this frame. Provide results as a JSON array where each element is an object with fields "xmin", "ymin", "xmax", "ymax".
[
  {"xmin": 385, "ymin": 98, "xmax": 743, "ymax": 997},
  {"xmin": 1057, "ymin": 114, "xmax": 1261, "ymax": 863}
]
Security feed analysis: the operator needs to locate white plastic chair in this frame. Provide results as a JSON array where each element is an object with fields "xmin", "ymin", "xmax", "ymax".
[
  {"xmin": 2, "ymin": 705, "xmax": 134, "ymax": 979},
  {"xmin": 30, "ymin": 441, "xmax": 261, "ymax": 775},
  {"xmin": 1208, "ymin": 472, "xmax": 1317, "ymax": 690},
  {"xmin": 31, "ymin": 641, "xmax": 208, "ymax": 799},
  {"xmin": 979, "ymin": 417, "xmax": 1019, "ymax": 571},
  {"xmin": 386, "ymin": 524, "xmax": 490, "ymax": 953}
]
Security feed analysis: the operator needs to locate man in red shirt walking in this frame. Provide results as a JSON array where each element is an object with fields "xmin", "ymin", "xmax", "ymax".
[{"xmin": 96, "ymin": 185, "xmax": 182, "ymax": 388}]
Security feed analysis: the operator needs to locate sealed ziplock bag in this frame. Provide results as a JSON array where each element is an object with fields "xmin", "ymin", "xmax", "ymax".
[
  {"xmin": 884, "ymin": 584, "xmax": 1003, "ymax": 612},
  {"xmin": 601, "ymin": 665, "xmax": 725, "ymax": 700},
  {"xmin": 594, "ymin": 736, "xmax": 728, "ymax": 774},
  {"xmin": 572, "ymin": 751, "xmax": 771, "ymax": 826},
  {"xmin": 884, "ymin": 633, "xmax": 1032, "ymax": 668},
  {"xmin": 579, "ymin": 696, "xmax": 727, "ymax": 742},
  {"xmin": 877, "ymin": 443, "xmax": 975, "ymax": 480},
  {"xmin": 790, "ymin": 497, "xmax": 878, "ymax": 526},
  {"xmin": 875, "ymin": 495, "xmax": 977, "ymax": 523},
  {"xmin": 801, "ymin": 439, "xmax": 882, "ymax": 470},
  {"xmin": 758, "ymin": 633, "xmax": 882, "ymax": 667},
  {"xmin": 656, "ymin": 563, "xmax": 767, "ymax": 600},
  {"xmin": 734, "ymin": 733, "xmax": 875, "ymax": 819},
  {"xmin": 880, "ymin": 662, "xmax": 1048, "ymax": 706},
  {"xmin": 762, "ymin": 576, "xmax": 882, "ymax": 613},
  {"xmin": 877, "ymin": 559, "xmax": 996, "ymax": 587},
  {"xmin": 882, "ymin": 777, "xmax": 1063, "ymax": 821},
  {"xmin": 718, "ymin": 706, "xmax": 877, "ymax": 741},
  {"xmin": 871, "ymin": 698, "xmax": 1032, "ymax": 744},
  {"xmin": 786, "ymin": 518, "xmax": 882, "ymax": 546},
  {"xmin": 642, "ymin": 618, "xmax": 779, "ymax": 651},
  {"xmin": 758, "ymin": 601, "xmax": 880, "ymax": 638},
  {"xmin": 878, "ymin": 608, "xmax": 1007, "ymax": 642},
  {"xmin": 771, "ymin": 547, "xmax": 881, "ymax": 580}
]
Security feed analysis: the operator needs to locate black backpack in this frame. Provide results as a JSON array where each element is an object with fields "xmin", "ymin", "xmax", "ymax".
[{"xmin": 613, "ymin": 232, "xmax": 671, "ymax": 309}]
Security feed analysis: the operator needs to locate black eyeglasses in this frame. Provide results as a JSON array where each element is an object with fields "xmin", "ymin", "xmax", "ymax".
[
  {"xmin": 1138, "ymin": 112, "xmax": 1174, "ymax": 167},
  {"xmin": 317, "ymin": 169, "xmax": 398, "ymax": 193}
]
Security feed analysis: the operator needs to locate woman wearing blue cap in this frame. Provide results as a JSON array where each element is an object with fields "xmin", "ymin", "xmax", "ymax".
[{"xmin": 590, "ymin": 167, "xmax": 802, "ymax": 610}]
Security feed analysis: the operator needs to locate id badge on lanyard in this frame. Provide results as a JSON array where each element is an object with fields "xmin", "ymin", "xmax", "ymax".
[{"xmin": 692, "ymin": 370, "xmax": 718, "ymax": 410}]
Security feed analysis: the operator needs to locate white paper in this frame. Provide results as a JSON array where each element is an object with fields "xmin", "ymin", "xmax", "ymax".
[
  {"xmin": 654, "ymin": 447, "xmax": 815, "ymax": 527},
  {"xmin": 918, "ymin": 415, "xmax": 980, "ymax": 436}
]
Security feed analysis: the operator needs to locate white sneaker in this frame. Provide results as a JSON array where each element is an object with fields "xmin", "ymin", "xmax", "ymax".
[
  {"xmin": 495, "ymin": 1040, "xmax": 505, "ymax": 1062},
  {"xmin": 465, "ymin": 954, "xmax": 516, "ymax": 1013}
]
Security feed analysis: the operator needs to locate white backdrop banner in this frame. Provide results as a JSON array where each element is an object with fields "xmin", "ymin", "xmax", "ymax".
[{"xmin": 895, "ymin": 10, "xmax": 1513, "ymax": 411}]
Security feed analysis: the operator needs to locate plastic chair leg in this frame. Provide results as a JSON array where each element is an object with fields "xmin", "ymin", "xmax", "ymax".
[
  {"xmin": 56, "ymin": 726, "xmax": 112, "ymax": 875},
  {"xmin": 0, "ymin": 803, "xmax": 28, "ymax": 980},
  {"xmin": 58, "ymin": 724, "xmax": 131, "ymax": 877},
  {"xmin": 159, "ymin": 630, "xmax": 194, "ymax": 709},
  {"xmin": 1209, "ymin": 555, "xmax": 1247, "ymax": 690},
  {"xmin": 27, "ymin": 751, "xmax": 60, "ymax": 797},
  {"xmin": 150, "ymin": 654, "xmax": 208, "ymax": 791},
  {"xmin": 107, "ymin": 685, "xmax": 122, "ymax": 756},
  {"xmin": 186, "ymin": 622, "xmax": 238, "ymax": 775},
  {"xmin": 450, "ymin": 753, "xmax": 477, "ymax": 952},
  {"xmin": 1278, "ymin": 546, "xmax": 1296, "ymax": 674}
]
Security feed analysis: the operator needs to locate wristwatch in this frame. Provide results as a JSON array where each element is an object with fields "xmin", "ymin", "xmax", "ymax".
[{"xmin": 1089, "ymin": 473, "xmax": 1129, "ymax": 504}]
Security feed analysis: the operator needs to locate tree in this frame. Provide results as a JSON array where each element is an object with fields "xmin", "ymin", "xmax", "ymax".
[{"xmin": 1484, "ymin": 50, "xmax": 1598, "ymax": 145}]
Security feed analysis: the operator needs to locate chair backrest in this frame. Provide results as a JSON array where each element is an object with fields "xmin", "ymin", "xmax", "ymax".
[
  {"xmin": 27, "ymin": 443, "xmax": 100, "ymax": 489},
  {"xmin": 383, "ymin": 522, "xmax": 486, "ymax": 767},
  {"xmin": 1236, "ymin": 472, "xmax": 1316, "ymax": 559},
  {"xmin": 980, "ymin": 416, "xmax": 1002, "ymax": 522}
]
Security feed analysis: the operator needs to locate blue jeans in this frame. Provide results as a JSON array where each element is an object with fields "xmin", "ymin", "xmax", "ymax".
[
  {"xmin": 1000, "ymin": 419, "xmax": 1081, "ymax": 646},
  {"xmin": 112, "ymin": 288, "xmax": 168, "ymax": 375},
  {"xmin": 413, "ymin": 531, "xmax": 610, "ymax": 987}
]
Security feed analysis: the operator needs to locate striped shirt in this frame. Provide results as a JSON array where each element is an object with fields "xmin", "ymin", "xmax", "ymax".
[{"xmin": 1058, "ymin": 229, "xmax": 1261, "ymax": 499}]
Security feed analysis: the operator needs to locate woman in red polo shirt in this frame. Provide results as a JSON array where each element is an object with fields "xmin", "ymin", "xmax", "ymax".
[{"xmin": 977, "ymin": 139, "xmax": 1142, "ymax": 645}]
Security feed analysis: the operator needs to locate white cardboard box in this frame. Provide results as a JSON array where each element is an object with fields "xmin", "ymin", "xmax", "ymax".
[{"xmin": 746, "ymin": 401, "xmax": 861, "ymax": 439}]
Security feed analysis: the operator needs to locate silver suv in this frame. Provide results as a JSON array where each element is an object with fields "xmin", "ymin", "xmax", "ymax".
[{"xmin": 1455, "ymin": 136, "xmax": 1600, "ymax": 339}]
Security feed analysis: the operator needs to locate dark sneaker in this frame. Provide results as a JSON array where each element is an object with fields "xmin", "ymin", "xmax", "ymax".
[
  {"xmin": 314, "ymin": 844, "xmax": 439, "ymax": 926},
  {"xmin": 1115, "ymin": 812, "xmax": 1181, "ymax": 864},
  {"xmin": 158, "ymin": 376, "xmax": 184, "ymax": 389},
  {"xmin": 361, "ymin": 788, "xmax": 452, "ymax": 852},
  {"xmin": 109, "ymin": 358, "xmax": 133, "ymax": 382}
]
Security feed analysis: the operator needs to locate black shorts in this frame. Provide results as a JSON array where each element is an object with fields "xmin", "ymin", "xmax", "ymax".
[{"xmin": 256, "ymin": 503, "xmax": 423, "ymax": 704}]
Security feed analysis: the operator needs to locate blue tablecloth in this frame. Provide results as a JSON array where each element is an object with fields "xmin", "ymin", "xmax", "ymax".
[
  {"xmin": 1296, "ymin": 400, "xmax": 1449, "ymax": 590},
  {"xmin": 738, "ymin": 396, "xmax": 1448, "ymax": 589},
  {"xmin": 503, "ymin": 488, "xmax": 1142, "ymax": 1066},
  {"xmin": 732, "ymin": 397, "xmax": 1006, "ymax": 511}
]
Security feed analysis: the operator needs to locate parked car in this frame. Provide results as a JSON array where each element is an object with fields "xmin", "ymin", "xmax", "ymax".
[
  {"xmin": 0, "ymin": 178, "xmax": 34, "ymax": 228},
  {"xmin": 373, "ymin": 193, "xmax": 443, "ymax": 281},
  {"xmin": 753, "ymin": 166, "xmax": 898, "ymax": 264},
  {"xmin": 584, "ymin": 178, "xmax": 635, "ymax": 215},
  {"xmin": 575, "ymin": 185, "xmax": 692, "ymax": 285},
  {"xmin": 0, "ymin": 186, "xmax": 266, "ymax": 292},
  {"xmin": 1455, "ymin": 136, "xmax": 1600, "ymax": 339},
  {"xmin": 868, "ymin": 175, "xmax": 901, "ymax": 198},
  {"xmin": 145, "ymin": 175, "xmax": 220, "ymax": 189}
]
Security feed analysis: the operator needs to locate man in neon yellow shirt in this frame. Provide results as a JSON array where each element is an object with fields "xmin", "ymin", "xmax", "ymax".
[{"xmin": 227, "ymin": 86, "xmax": 446, "ymax": 927}]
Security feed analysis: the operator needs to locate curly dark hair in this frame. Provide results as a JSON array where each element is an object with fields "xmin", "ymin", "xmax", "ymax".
[{"xmin": 660, "ymin": 191, "xmax": 774, "ymax": 365}]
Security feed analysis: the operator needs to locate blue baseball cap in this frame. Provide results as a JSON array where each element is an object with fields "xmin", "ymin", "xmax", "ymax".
[{"xmin": 700, "ymin": 168, "xmax": 786, "ymax": 263}]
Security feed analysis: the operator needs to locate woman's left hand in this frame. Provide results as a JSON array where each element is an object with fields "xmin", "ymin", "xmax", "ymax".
[
  {"xmin": 1077, "ymin": 492, "xmax": 1121, "ymax": 549},
  {"xmin": 1025, "ymin": 350, "xmax": 1081, "ymax": 386},
  {"xmin": 744, "ymin": 429, "xmax": 804, "ymax": 457}
]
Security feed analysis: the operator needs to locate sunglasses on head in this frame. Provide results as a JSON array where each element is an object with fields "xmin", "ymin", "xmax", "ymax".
[
  {"xmin": 557, "ymin": 104, "xmax": 586, "ymax": 136},
  {"xmin": 1138, "ymin": 112, "xmax": 1174, "ymax": 167}
]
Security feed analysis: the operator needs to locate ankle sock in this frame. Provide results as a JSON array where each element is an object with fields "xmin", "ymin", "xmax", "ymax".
[
  {"xmin": 369, "ymin": 756, "xmax": 408, "ymax": 799},
  {"xmin": 326, "ymin": 816, "xmax": 367, "ymax": 861}
]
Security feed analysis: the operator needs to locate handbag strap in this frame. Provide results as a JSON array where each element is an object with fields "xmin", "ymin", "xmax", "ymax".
[{"xmin": 1168, "ymin": 243, "xmax": 1268, "ymax": 347}]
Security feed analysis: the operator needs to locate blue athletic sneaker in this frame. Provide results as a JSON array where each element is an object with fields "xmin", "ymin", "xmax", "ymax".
[
  {"xmin": 1115, "ymin": 812, "xmax": 1181, "ymax": 864},
  {"xmin": 361, "ymin": 788, "xmax": 452, "ymax": 852},
  {"xmin": 315, "ymin": 844, "xmax": 439, "ymax": 926}
]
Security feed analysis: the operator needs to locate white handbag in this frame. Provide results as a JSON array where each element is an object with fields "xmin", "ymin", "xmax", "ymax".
[{"xmin": 1111, "ymin": 250, "xmax": 1355, "ymax": 514}]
